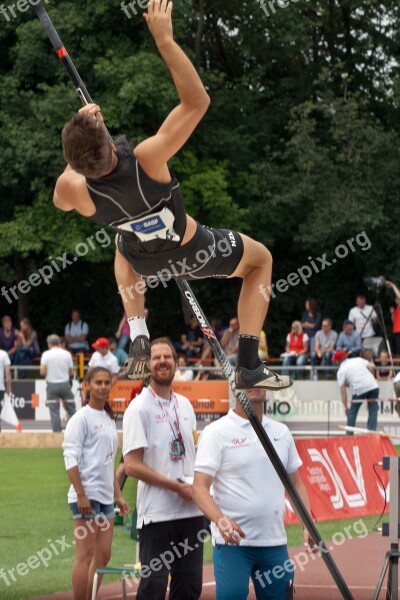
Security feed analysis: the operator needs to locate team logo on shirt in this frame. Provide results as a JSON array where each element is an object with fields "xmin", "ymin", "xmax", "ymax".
[
  {"xmin": 92, "ymin": 424, "xmax": 105, "ymax": 433},
  {"xmin": 155, "ymin": 413, "xmax": 168, "ymax": 423},
  {"xmin": 231, "ymin": 437, "xmax": 247, "ymax": 446}
]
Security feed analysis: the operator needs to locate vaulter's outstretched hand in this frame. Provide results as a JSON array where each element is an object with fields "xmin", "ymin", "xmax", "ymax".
[{"xmin": 144, "ymin": 0, "xmax": 174, "ymax": 46}]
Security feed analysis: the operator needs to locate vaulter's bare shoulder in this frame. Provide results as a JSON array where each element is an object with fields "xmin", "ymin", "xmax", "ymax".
[{"xmin": 54, "ymin": 168, "xmax": 95, "ymax": 215}]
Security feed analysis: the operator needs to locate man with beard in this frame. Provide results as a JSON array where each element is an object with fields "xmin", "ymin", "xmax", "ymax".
[{"xmin": 123, "ymin": 338, "xmax": 204, "ymax": 599}]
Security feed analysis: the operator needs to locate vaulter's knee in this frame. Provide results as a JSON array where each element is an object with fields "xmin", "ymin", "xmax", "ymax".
[
  {"xmin": 249, "ymin": 240, "xmax": 272, "ymax": 269},
  {"xmin": 261, "ymin": 244, "xmax": 272, "ymax": 267},
  {"xmin": 231, "ymin": 236, "xmax": 272, "ymax": 278}
]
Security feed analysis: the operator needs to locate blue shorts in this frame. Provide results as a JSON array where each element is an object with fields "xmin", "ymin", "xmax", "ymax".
[
  {"xmin": 213, "ymin": 544, "xmax": 293, "ymax": 600},
  {"xmin": 69, "ymin": 500, "xmax": 115, "ymax": 520}
]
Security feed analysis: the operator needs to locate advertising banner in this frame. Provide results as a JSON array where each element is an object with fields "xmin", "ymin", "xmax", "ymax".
[
  {"xmin": 284, "ymin": 435, "xmax": 396, "ymax": 523},
  {"xmin": 108, "ymin": 379, "xmax": 229, "ymax": 416}
]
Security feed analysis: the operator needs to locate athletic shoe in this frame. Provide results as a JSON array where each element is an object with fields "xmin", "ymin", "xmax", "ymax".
[
  {"xmin": 235, "ymin": 363, "xmax": 293, "ymax": 390},
  {"xmin": 126, "ymin": 336, "xmax": 151, "ymax": 381}
]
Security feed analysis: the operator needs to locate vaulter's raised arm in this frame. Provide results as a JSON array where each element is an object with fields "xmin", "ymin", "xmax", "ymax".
[{"xmin": 133, "ymin": 0, "xmax": 210, "ymax": 181}]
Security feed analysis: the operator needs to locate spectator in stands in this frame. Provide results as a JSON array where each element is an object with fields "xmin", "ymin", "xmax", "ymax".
[
  {"xmin": 386, "ymin": 281, "xmax": 400, "ymax": 355},
  {"xmin": 311, "ymin": 318, "xmax": 337, "ymax": 380},
  {"xmin": 376, "ymin": 350, "xmax": 394, "ymax": 381},
  {"xmin": 40, "ymin": 334, "xmax": 76, "ymax": 432},
  {"xmin": 211, "ymin": 318, "xmax": 225, "ymax": 342},
  {"xmin": 115, "ymin": 312, "xmax": 130, "ymax": 352},
  {"xmin": 62, "ymin": 367, "xmax": 129, "ymax": 600},
  {"xmin": 199, "ymin": 317, "xmax": 225, "ymax": 362},
  {"xmin": 220, "ymin": 317, "xmax": 240, "ymax": 365},
  {"xmin": 14, "ymin": 318, "xmax": 40, "ymax": 376},
  {"xmin": 115, "ymin": 307, "xmax": 150, "ymax": 354},
  {"xmin": 281, "ymin": 321, "xmax": 309, "ymax": 377},
  {"xmin": 174, "ymin": 356, "xmax": 194, "ymax": 382},
  {"xmin": 0, "ymin": 315, "xmax": 18, "ymax": 364},
  {"xmin": 64, "ymin": 309, "xmax": 89, "ymax": 354},
  {"xmin": 334, "ymin": 348, "xmax": 379, "ymax": 434},
  {"xmin": 195, "ymin": 365, "xmax": 211, "ymax": 381},
  {"xmin": 348, "ymin": 295, "xmax": 377, "ymax": 340},
  {"xmin": 336, "ymin": 319, "xmax": 362, "ymax": 357},
  {"xmin": 301, "ymin": 298, "xmax": 322, "ymax": 353},
  {"xmin": 177, "ymin": 316, "xmax": 205, "ymax": 360},
  {"xmin": 258, "ymin": 330, "xmax": 268, "ymax": 361},
  {"xmin": 108, "ymin": 337, "xmax": 128, "ymax": 368},
  {"xmin": 88, "ymin": 338, "xmax": 120, "ymax": 386}
]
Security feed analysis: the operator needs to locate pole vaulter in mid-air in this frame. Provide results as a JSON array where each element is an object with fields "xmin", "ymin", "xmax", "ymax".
[
  {"xmin": 32, "ymin": 1, "xmax": 354, "ymax": 598},
  {"xmin": 50, "ymin": 0, "xmax": 293, "ymax": 393}
]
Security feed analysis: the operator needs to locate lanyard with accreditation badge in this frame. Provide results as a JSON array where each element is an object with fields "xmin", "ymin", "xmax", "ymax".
[{"xmin": 149, "ymin": 386, "xmax": 186, "ymax": 461}]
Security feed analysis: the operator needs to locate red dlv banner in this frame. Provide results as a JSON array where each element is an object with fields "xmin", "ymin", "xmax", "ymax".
[{"xmin": 284, "ymin": 435, "xmax": 396, "ymax": 523}]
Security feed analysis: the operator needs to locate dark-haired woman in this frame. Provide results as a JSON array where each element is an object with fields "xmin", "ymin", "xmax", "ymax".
[
  {"xmin": 63, "ymin": 367, "xmax": 129, "ymax": 600},
  {"xmin": 301, "ymin": 298, "xmax": 322, "ymax": 354}
]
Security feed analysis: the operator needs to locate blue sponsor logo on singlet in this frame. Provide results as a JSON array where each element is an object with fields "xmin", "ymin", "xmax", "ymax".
[{"xmin": 131, "ymin": 215, "xmax": 166, "ymax": 235}]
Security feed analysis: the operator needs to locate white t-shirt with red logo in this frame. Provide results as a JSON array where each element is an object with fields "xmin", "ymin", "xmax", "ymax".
[
  {"xmin": 123, "ymin": 387, "xmax": 202, "ymax": 527},
  {"xmin": 88, "ymin": 350, "xmax": 119, "ymax": 374},
  {"xmin": 63, "ymin": 405, "xmax": 118, "ymax": 504},
  {"xmin": 195, "ymin": 409, "xmax": 302, "ymax": 546}
]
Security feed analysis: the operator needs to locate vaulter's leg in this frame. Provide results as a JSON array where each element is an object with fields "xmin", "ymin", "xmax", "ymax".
[
  {"xmin": 114, "ymin": 242, "xmax": 150, "ymax": 380},
  {"xmin": 229, "ymin": 234, "xmax": 292, "ymax": 390}
]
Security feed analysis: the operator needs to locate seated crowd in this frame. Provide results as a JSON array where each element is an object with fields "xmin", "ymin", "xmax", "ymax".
[
  {"xmin": 279, "ymin": 294, "xmax": 395, "ymax": 380},
  {"xmin": 0, "ymin": 292, "xmax": 395, "ymax": 381}
]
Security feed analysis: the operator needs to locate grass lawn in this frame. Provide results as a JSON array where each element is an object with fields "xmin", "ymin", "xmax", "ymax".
[{"xmin": 0, "ymin": 448, "xmax": 388, "ymax": 599}]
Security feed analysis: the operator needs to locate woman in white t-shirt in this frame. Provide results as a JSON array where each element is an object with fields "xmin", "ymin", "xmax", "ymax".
[{"xmin": 63, "ymin": 367, "xmax": 129, "ymax": 600}]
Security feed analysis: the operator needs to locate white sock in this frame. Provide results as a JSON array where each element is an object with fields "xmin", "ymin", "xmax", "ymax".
[{"xmin": 128, "ymin": 316, "xmax": 149, "ymax": 341}]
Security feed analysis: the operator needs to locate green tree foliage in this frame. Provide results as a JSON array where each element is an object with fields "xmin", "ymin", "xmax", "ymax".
[{"xmin": 0, "ymin": 0, "xmax": 399, "ymax": 353}]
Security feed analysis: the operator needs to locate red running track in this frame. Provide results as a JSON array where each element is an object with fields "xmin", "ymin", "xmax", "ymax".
[{"xmin": 34, "ymin": 532, "xmax": 391, "ymax": 600}]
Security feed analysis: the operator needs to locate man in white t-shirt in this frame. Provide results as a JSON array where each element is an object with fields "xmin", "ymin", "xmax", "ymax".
[
  {"xmin": 333, "ymin": 349, "xmax": 379, "ymax": 433},
  {"xmin": 123, "ymin": 338, "xmax": 204, "ymax": 600},
  {"xmin": 40, "ymin": 334, "xmax": 75, "ymax": 432},
  {"xmin": 348, "ymin": 295, "xmax": 377, "ymax": 339},
  {"xmin": 88, "ymin": 338, "xmax": 120, "ymax": 386},
  {"xmin": 192, "ymin": 388, "xmax": 314, "ymax": 600},
  {"xmin": 0, "ymin": 348, "xmax": 12, "ymax": 409}
]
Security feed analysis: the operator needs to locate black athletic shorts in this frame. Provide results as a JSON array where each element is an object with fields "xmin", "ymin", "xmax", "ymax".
[{"xmin": 117, "ymin": 223, "xmax": 244, "ymax": 281}]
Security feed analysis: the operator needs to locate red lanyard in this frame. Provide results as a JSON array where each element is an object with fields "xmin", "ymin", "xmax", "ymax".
[{"xmin": 149, "ymin": 386, "xmax": 183, "ymax": 441}]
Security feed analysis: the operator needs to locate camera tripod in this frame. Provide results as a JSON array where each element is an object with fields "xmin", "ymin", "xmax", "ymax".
[
  {"xmin": 373, "ymin": 456, "xmax": 400, "ymax": 600},
  {"xmin": 360, "ymin": 287, "xmax": 393, "ymax": 364}
]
